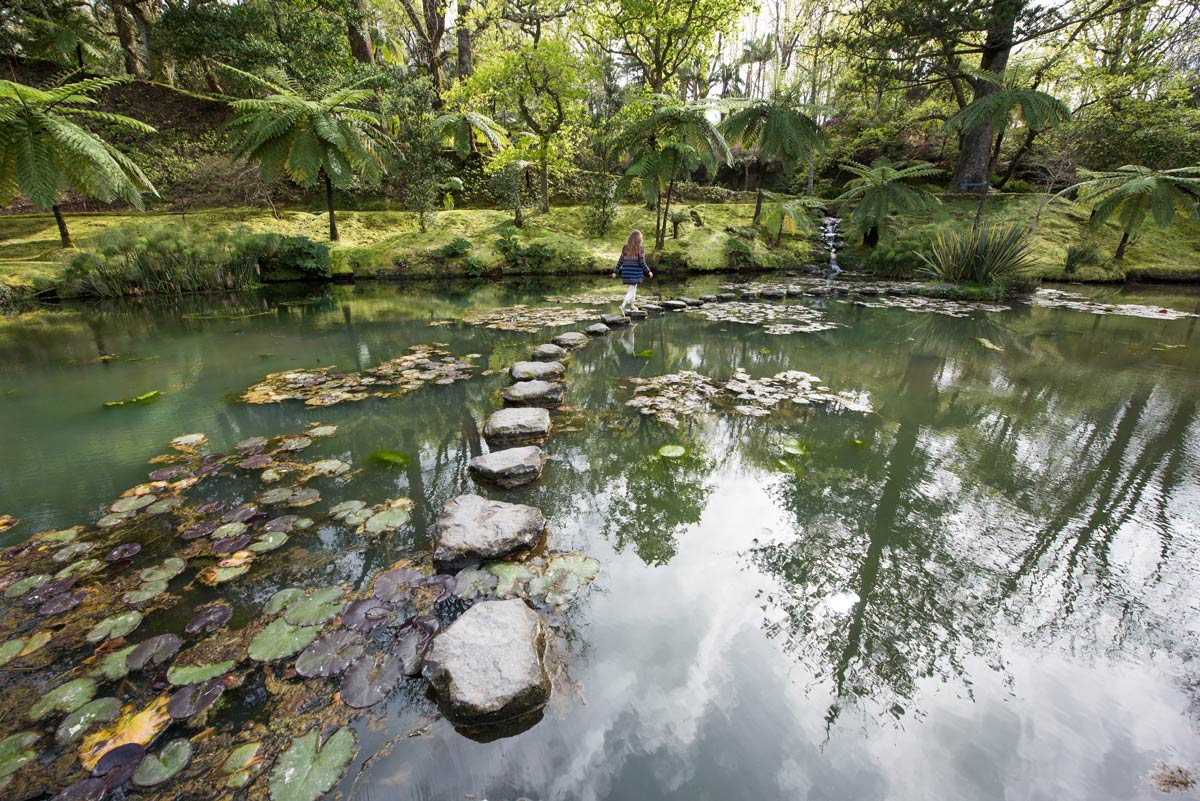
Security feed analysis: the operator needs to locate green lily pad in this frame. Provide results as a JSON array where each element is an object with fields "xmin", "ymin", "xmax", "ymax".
[
  {"xmin": 103, "ymin": 391, "xmax": 162, "ymax": 408},
  {"xmin": 528, "ymin": 554, "xmax": 602, "ymax": 607},
  {"xmin": 364, "ymin": 508, "xmax": 409, "ymax": 535},
  {"xmin": 657, "ymin": 444, "xmax": 687, "ymax": 459},
  {"xmin": 0, "ymin": 732, "xmax": 38, "ymax": 780},
  {"xmin": 38, "ymin": 529, "xmax": 80, "ymax": 544},
  {"xmin": 122, "ymin": 579, "xmax": 169, "ymax": 605},
  {"xmin": 132, "ymin": 738, "xmax": 192, "ymax": 787},
  {"xmin": 86, "ymin": 611, "xmax": 144, "ymax": 643},
  {"xmin": 634, "ymin": 349, "xmax": 654, "ymax": 358},
  {"xmin": 213, "ymin": 522, "xmax": 248, "ymax": 539},
  {"xmin": 4, "ymin": 574, "xmax": 51, "ymax": 599},
  {"xmin": 17, "ymin": 630, "xmax": 51, "ymax": 657},
  {"xmin": 221, "ymin": 742, "xmax": 264, "ymax": 789},
  {"xmin": 261, "ymin": 468, "xmax": 286, "ymax": 483},
  {"xmin": 309, "ymin": 459, "xmax": 350, "ymax": 477},
  {"xmin": 210, "ymin": 564, "xmax": 250, "ymax": 583},
  {"xmin": 265, "ymin": 587, "xmax": 304, "ymax": 616},
  {"xmin": 257, "ymin": 488, "xmax": 294, "ymax": 505},
  {"xmin": 96, "ymin": 512, "xmax": 133, "ymax": 528},
  {"xmin": 95, "ymin": 646, "xmax": 137, "ymax": 680},
  {"xmin": 269, "ymin": 728, "xmax": 357, "ymax": 801},
  {"xmin": 0, "ymin": 639, "xmax": 24, "ymax": 667},
  {"xmin": 329, "ymin": 501, "xmax": 365, "ymax": 521},
  {"xmin": 279, "ymin": 436, "xmax": 312, "ymax": 452},
  {"xmin": 56, "ymin": 697, "xmax": 121, "ymax": 743},
  {"xmin": 111, "ymin": 495, "xmax": 156, "ymax": 514},
  {"xmin": 29, "ymin": 678, "xmax": 96, "ymax": 721},
  {"xmin": 308, "ymin": 426, "xmax": 337, "ymax": 438},
  {"xmin": 167, "ymin": 660, "xmax": 236, "ymax": 686},
  {"xmin": 249, "ymin": 532, "xmax": 288, "ymax": 553},
  {"xmin": 368, "ymin": 450, "xmax": 409, "ymax": 468},
  {"xmin": 282, "ymin": 587, "xmax": 344, "ymax": 627},
  {"xmin": 782, "ymin": 437, "xmax": 809, "ymax": 457},
  {"xmin": 51, "ymin": 541, "xmax": 96, "ymax": 563},
  {"xmin": 249, "ymin": 619, "xmax": 320, "ymax": 662},
  {"xmin": 147, "ymin": 497, "xmax": 184, "ymax": 515},
  {"xmin": 140, "ymin": 557, "xmax": 187, "ymax": 583},
  {"xmin": 487, "ymin": 563, "xmax": 536, "ymax": 598},
  {"xmin": 55, "ymin": 558, "xmax": 102, "ymax": 578}
]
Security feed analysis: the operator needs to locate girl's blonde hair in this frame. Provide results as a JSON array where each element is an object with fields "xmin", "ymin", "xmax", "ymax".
[{"xmin": 623, "ymin": 230, "xmax": 644, "ymax": 257}]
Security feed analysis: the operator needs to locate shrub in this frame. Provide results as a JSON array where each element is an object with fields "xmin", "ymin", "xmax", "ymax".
[
  {"xmin": 916, "ymin": 224, "xmax": 1034, "ymax": 284},
  {"xmin": 495, "ymin": 227, "xmax": 555, "ymax": 271},
  {"xmin": 725, "ymin": 237, "xmax": 756, "ymax": 270},
  {"xmin": 584, "ymin": 175, "xmax": 620, "ymax": 236},
  {"xmin": 689, "ymin": 209, "xmax": 704, "ymax": 228},
  {"xmin": 462, "ymin": 256, "xmax": 485, "ymax": 277},
  {"xmin": 434, "ymin": 237, "xmax": 473, "ymax": 259},
  {"xmin": 1064, "ymin": 244, "xmax": 1100, "ymax": 274},
  {"xmin": 668, "ymin": 210, "xmax": 691, "ymax": 239},
  {"xmin": 244, "ymin": 235, "xmax": 331, "ymax": 282}
]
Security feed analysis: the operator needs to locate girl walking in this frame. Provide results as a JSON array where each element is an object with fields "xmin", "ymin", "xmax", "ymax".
[{"xmin": 613, "ymin": 230, "xmax": 653, "ymax": 314}]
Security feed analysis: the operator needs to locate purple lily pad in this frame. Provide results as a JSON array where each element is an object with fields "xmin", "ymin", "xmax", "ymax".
[
  {"xmin": 426, "ymin": 574, "xmax": 456, "ymax": 602},
  {"xmin": 180, "ymin": 521, "xmax": 218, "ymax": 540},
  {"xmin": 185, "ymin": 602, "xmax": 233, "ymax": 635},
  {"xmin": 340, "ymin": 652, "xmax": 403, "ymax": 709},
  {"xmin": 126, "ymin": 634, "xmax": 182, "ymax": 671},
  {"xmin": 93, "ymin": 742, "xmax": 146, "ymax": 788},
  {"xmin": 392, "ymin": 625, "xmax": 429, "ymax": 677},
  {"xmin": 236, "ymin": 436, "xmax": 268, "ymax": 452},
  {"xmin": 201, "ymin": 453, "xmax": 225, "ymax": 465},
  {"xmin": 263, "ymin": 515, "xmax": 299, "ymax": 533},
  {"xmin": 221, "ymin": 505, "xmax": 257, "ymax": 524},
  {"xmin": 194, "ymin": 500, "xmax": 225, "ymax": 515},
  {"xmin": 413, "ymin": 615, "xmax": 439, "ymax": 638},
  {"xmin": 148, "ymin": 465, "xmax": 188, "ymax": 482},
  {"xmin": 105, "ymin": 543, "xmax": 141, "ymax": 562},
  {"xmin": 237, "ymin": 455, "xmax": 273, "ymax": 470},
  {"xmin": 372, "ymin": 568, "xmax": 424, "ymax": 604},
  {"xmin": 40, "ymin": 588, "xmax": 87, "ymax": 616},
  {"xmin": 24, "ymin": 577, "xmax": 75, "ymax": 607},
  {"xmin": 342, "ymin": 598, "xmax": 393, "ymax": 632},
  {"xmin": 295, "ymin": 630, "xmax": 366, "ymax": 678},
  {"xmin": 167, "ymin": 678, "xmax": 224, "ymax": 719},
  {"xmin": 195, "ymin": 462, "xmax": 223, "ymax": 478},
  {"xmin": 212, "ymin": 535, "xmax": 251, "ymax": 554},
  {"xmin": 50, "ymin": 778, "xmax": 108, "ymax": 801}
]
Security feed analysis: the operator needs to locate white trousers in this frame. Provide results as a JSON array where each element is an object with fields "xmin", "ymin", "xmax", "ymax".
[{"xmin": 621, "ymin": 284, "xmax": 638, "ymax": 310}]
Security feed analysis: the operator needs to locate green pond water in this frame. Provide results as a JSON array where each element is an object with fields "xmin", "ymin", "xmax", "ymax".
[{"xmin": 1, "ymin": 276, "xmax": 1199, "ymax": 800}]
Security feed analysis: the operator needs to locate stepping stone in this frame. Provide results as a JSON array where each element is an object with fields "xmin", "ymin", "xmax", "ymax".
[
  {"xmin": 679, "ymin": 297, "xmax": 703, "ymax": 307},
  {"xmin": 584, "ymin": 323, "xmax": 610, "ymax": 337},
  {"xmin": 700, "ymin": 294, "xmax": 718, "ymax": 303},
  {"xmin": 531, "ymin": 343, "xmax": 567, "ymax": 362},
  {"xmin": 552, "ymin": 332, "xmax": 588, "ymax": 349},
  {"xmin": 483, "ymin": 407, "xmax": 551, "ymax": 447},
  {"xmin": 642, "ymin": 303, "xmax": 663, "ymax": 313},
  {"xmin": 600, "ymin": 314, "xmax": 631, "ymax": 327},
  {"xmin": 502, "ymin": 380, "xmax": 564, "ymax": 407},
  {"xmin": 433, "ymin": 495, "xmax": 545, "ymax": 570},
  {"xmin": 739, "ymin": 290, "xmax": 760, "ymax": 300},
  {"xmin": 856, "ymin": 286, "xmax": 882, "ymax": 296},
  {"xmin": 469, "ymin": 446, "xmax": 545, "ymax": 488},
  {"xmin": 760, "ymin": 288, "xmax": 786, "ymax": 299},
  {"xmin": 805, "ymin": 287, "xmax": 828, "ymax": 296},
  {"xmin": 509, "ymin": 361, "xmax": 564, "ymax": 382},
  {"xmin": 424, "ymin": 599, "xmax": 550, "ymax": 725},
  {"xmin": 785, "ymin": 287, "xmax": 807, "ymax": 297},
  {"xmin": 626, "ymin": 309, "xmax": 648, "ymax": 320},
  {"xmin": 716, "ymin": 293, "xmax": 737, "ymax": 302},
  {"xmin": 661, "ymin": 300, "xmax": 687, "ymax": 310}
]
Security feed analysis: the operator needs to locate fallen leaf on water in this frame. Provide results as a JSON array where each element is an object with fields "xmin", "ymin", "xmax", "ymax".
[{"xmin": 79, "ymin": 694, "xmax": 170, "ymax": 771}]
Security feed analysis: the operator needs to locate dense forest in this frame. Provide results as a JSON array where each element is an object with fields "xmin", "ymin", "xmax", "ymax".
[{"xmin": 1, "ymin": 0, "xmax": 1199, "ymax": 295}]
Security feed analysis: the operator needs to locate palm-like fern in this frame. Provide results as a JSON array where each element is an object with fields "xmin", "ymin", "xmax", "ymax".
[
  {"xmin": 227, "ymin": 71, "xmax": 392, "ymax": 241},
  {"xmin": 21, "ymin": 11, "xmax": 115, "ymax": 70},
  {"xmin": 1057, "ymin": 165, "xmax": 1200, "ymax": 259},
  {"xmin": 834, "ymin": 159, "xmax": 942, "ymax": 247},
  {"xmin": 431, "ymin": 111, "xmax": 509, "ymax": 161},
  {"xmin": 720, "ymin": 87, "xmax": 830, "ymax": 221},
  {"xmin": 0, "ymin": 76, "xmax": 157, "ymax": 247},
  {"xmin": 760, "ymin": 191, "xmax": 821, "ymax": 244},
  {"xmin": 942, "ymin": 87, "xmax": 1070, "ymax": 137}
]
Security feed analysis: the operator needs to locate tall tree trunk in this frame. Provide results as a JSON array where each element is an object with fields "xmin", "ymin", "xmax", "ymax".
[
  {"xmin": 952, "ymin": 0, "xmax": 1019, "ymax": 189},
  {"xmin": 994, "ymin": 129, "xmax": 1037, "ymax": 189},
  {"xmin": 753, "ymin": 188, "xmax": 763, "ymax": 223},
  {"xmin": 200, "ymin": 57, "xmax": 223, "ymax": 94},
  {"xmin": 1114, "ymin": 229, "xmax": 1130, "ymax": 259},
  {"xmin": 323, "ymin": 173, "xmax": 339, "ymax": 242},
  {"xmin": 456, "ymin": 0, "xmax": 473, "ymax": 77},
  {"xmin": 52, "ymin": 205, "xmax": 72, "ymax": 248},
  {"xmin": 659, "ymin": 176, "xmax": 676, "ymax": 249},
  {"xmin": 75, "ymin": 43, "xmax": 84, "ymax": 70},
  {"xmin": 538, "ymin": 139, "xmax": 549, "ymax": 213},
  {"xmin": 113, "ymin": 3, "xmax": 145, "ymax": 79},
  {"xmin": 347, "ymin": 0, "xmax": 375, "ymax": 64},
  {"xmin": 864, "ymin": 225, "xmax": 879, "ymax": 248}
]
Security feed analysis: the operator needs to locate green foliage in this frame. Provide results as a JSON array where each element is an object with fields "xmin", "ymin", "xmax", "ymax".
[
  {"xmin": 916, "ymin": 224, "xmax": 1034, "ymax": 284},
  {"xmin": 248, "ymin": 235, "xmax": 331, "ymax": 281},
  {"xmin": 760, "ymin": 192, "xmax": 819, "ymax": 244},
  {"xmin": 1059, "ymin": 165, "xmax": 1200, "ymax": 258},
  {"xmin": 585, "ymin": 174, "xmax": 620, "ymax": 236},
  {"xmin": 725, "ymin": 236, "xmax": 756, "ymax": 269},
  {"xmin": 434, "ymin": 237, "xmax": 473, "ymax": 259},
  {"xmin": 834, "ymin": 159, "xmax": 942, "ymax": 246},
  {"xmin": 431, "ymin": 111, "xmax": 509, "ymax": 161},
  {"xmin": 667, "ymin": 209, "xmax": 691, "ymax": 238},
  {"xmin": 720, "ymin": 88, "xmax": 830, "ymax": 173},
  {"xmin": 495, "ymin": 226, "xmax": 555, "ymax": 270},
  {"xmin": 1064, "ymin": 244, "xmax": 1099, "ymax": 274},
  {"xmin": 942, "ymin": 88, "xmax": 1071, "ymax": 136}
]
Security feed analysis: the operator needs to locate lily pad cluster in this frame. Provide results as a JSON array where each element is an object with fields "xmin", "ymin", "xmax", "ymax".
[
  {"xmin": 852, "ymin": 296, "xmax": 1010, "ymax": 317},
  {"xmin": 542, "ymin": 291, "xmax": 626, "ymax": 306},
  {"xmin": 453, "ymin": 304, "xmax": 599, "ymax": 333},
  {"xmin": 690, "ymin": 301, "xmax": 839, "ymax": 334},
  {"xmin": 241, "ymin": 344, "xmax": 476, "ymax": 407},
  {"xmin": 454, "ymin": 553, "xmax": 601, "ymax": 609},
  {"xmin": 625, "ymin": 369, "xmax": 873, "ymax": 427},
  {"xmin": 1028, "ymin": 288, "xmax": 1198, "ymax": 320}
]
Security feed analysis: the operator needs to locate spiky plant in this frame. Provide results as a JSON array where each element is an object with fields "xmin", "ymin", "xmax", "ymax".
[
  {"xmin": 916, "ymin": 224, "xmax": 1034, "ymax": 284},
  {"xmin": 1057, "ymin": 165, "xmax": 1200, "ymax": 259},
  {"xmin": 834, "ymin": 159, "xmax": 942, "ymax": 247},
  {"xmin": 0, "ymin": 75, "xmax": 157, "ymax": 247},
  {"xmin": 226, "ymin": 69, "xmax": 391, "ymax": 241},
  {"xmin": 430, "ymin": 110, "xmax": 509, "ymax": 161},
  {"xmin": 760, "ymin": 191, "xmax": 821, "ymax": 245}
]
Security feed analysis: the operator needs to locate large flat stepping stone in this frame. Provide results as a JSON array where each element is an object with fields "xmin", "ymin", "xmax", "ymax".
[
  {"xmin": 552, "ymin": 332, "xmax": 588, "ymax": 349},
  {"xmin": 433, "ymin": 495, "xmax": 545, "ymax": 570},
  {"xmin": 700, "ymin": 294, "xmax": 718, "ymax": 303},
  {"xmin": 502, "ymin": 380, "xmax": 564, "ymax": 407},
  {"xmin": 484, "ymin": 407, "xmax": 551, "ymax": 446},
  {"xmin": 531, "ymin": 343, "xmax": 567, "ymax": 362},
  {"xmin": 627, "ymin": 309, "xmax": 648, "ymax": 320},
  {"xmin": 661, "ymin": 300, "xmax": 688, "ymax": 310},
  {"xmin": 760, "ymin": 288, "xmax": 786, "ymax": 299},
  {"xmin": 509, "ymin": 361, "xmax": 564, "ymax": 382},
  {"xmin": 600, "ymin": 314, "xmax": 631, "ymax": 327},
  {"xmin": 716, "ymin": 293, "xmax": 737, "ymax": 302},
  {"xmin": 469, "ymin": 446, "xmax": 545, "ymax": 488},
  {"xmin": 584, "ymin": 323, "xmax": 610, "ymax": 336},
  {"xmin": 678, "ymin": 297, "xmax": 704, "ymax": 307},
  {"xmin": 739, "ymin": 290, "xmax": 760, "ymax": 300},
  {"xmin": 423, "ymin": 599, "xmax": 550, "ymax": 725},
  {"xmin": 642, "ymin": 303, "xmax": 663, "ymax": 313}
]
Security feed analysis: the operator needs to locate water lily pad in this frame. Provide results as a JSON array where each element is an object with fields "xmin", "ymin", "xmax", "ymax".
[
  {"xmin": 170, "ymin": 433, "xmax": 207, "ymax": 451},
  {"xmin": 249, "ymin": 531, "xmax": 288, "ymax": 552},
  {"xmin": 52, "ymin": 541, "xmax": 96, "ymax": 563},
  {"xmin": 295, "ymin": 630, "xmax": 365, "ymax": 678},
  {"xmin": 95, "ymin": 646, "xmax": 136, "ymax": 681},
  {"xmin": 25, "ymin": 577, "xmax": 75, "ymax": 606},
  {"xmin": 57, "ymin": 697, "xmax": 121, "ymax": 744},
  {"xmin": 4, "ymin": 573, "xmax": 50, "ymax": 598},
  {"xmin": 341, "ymin": 598, "xmax": 393, "ymax": 632},
  {"xmin": 269, "ymin": 728, "xmax": 357, "ymax": 801},
  {"xmin": 55, "ymin": 559, "xmax": 102, "ymax": 579},
  {"xmin": 453, "ymin": 567, "xmax": 499, "ymax": 599},
  {"xmin": 79, "ymin": 695, "xmax": 170, "ymax": 772},
  {"xmin": 257, "ymin": 488, "xmax": 294, "ymax": 504},
  {"xmin": 368, "ymin": 450, "xmax": 409, "ymax": 468},
  {"xmin": 392, "ymin": 625, "xmax": 429, "ymax": 676},
  {"xmin": 167, "ymin": 678, "xmax": 224, "ymax": 719},
  {"xmin": 263, "ymin": 515, "xmax": 299, "ymax": 533},
  {"xmin": 308, "ymin": 459, "xmax": 350, "ymax": 477},
  {"xmin": 657, "ymin": 444, "xmax": 687, "ymax": 459},
  {"xmin": 96, "ymin": 511, "xmax": 133, "ymax": 528},
  {"xmin": 363, "ymin": 508, "xmax": 409, "ymax": 535},
  {"xmin": 29, "ymin": 678, "xmax": 96, "ymax": 721},
  {"xmin": 40, "ymin": 588, "xmax": 87, "ymax": 615},
  {"xmin": 185, "ymin": 603, "xmax": 232, "ymax": 635},
  {"xmin": 132, "ymin": 738, "xmax": 192, "ymax": 787},
  {"xmin": 111, "ymin": 495, "xmax": 156, "ymax": 515},
  {"xmin": 139, "ymin": 557, "xmax": 185, "ymax": 583},
  {"xmin": 340, "ymin": 653, "xmax": 402, "ymax": 709},
  {"xmin": 238, "ymin": 454, "xmax": 273, "ymax": 470},
  {"xmin": 282, "ymin": 587, "xmax": 344, "ymax": 626},
  {"xmin": 204, "ymin": 563, "xmax": 251, "ymax": 584},
  {"xmin": 17, "ymin": 629, "xmax": 52, "ymax": 657},
  {"xmin": 221, "ymin": 742, "xmax": 264, "ymax": 789},
  {"xmin": 103, "ymin": 391, "xmax": 161, "ymax": 409},
  {"xmin": 236, "ymin": 437, "xmax": 269, "ymax": 451},
  {"xmin": 0, "ymin": 639, "xmax": 25, "ymax": 666},
  {"xmin": 86, "ymin": 611, "xmax": 144, "ymax": 643},
  {"xmin": 212, "ymin": 534, "xmax": 252, "ymax": 554},
  {"xmin": 180, "ymin": 521, "xmax": 218, "ymax": 540},
  {"xmin": 213, "ymin": 522, "xmax": 248, "ymax": 540},
  {"xmin": 308, "ymin": 425, "xmax": 337, "ymax": 437},
  {"xmin": 221, "ymin": 505, "xmax": 258, "ymax": 524},
  {"xmin": 372, "ymin": 567, "xmax": 423, "ymax": 604},
  {"xmin": 167, "ymin": 660, "xmax": 236, "ymax": 686},
  {"xmin": 126, "ymin": 634, "xmax": 181, "ymax": 671},
  {"xmin": 261, "ymin": 467, "xmax": 287, "ymax": 483},
  {"xmin": 0, "ymin": 731, "xmax": 38, "ymax": 781},
  {"xmin": 279, "ymin": 436, "xmax": 312, "ymax": 452},
  {"xmin": 265, "ymin": 587, "xmax": 304, "ymax": 616},
  {"xmin": 105, "ymin": 543, "xmax": 141, "ymax": 561},
  {"xmin": 250, "ymin": 619, "xmax": 320, "ymax": 661},
  {"xmin": 122, "ymin": 580, "xmax": 168, "ymax": 604},
  {"xmin": 148, "ymin": 465, "xmax": 188, "ymax": 481},
  {"xmin": 91, "ymin": 741, "xmax": 146, "ymax": 787},
  {"xmin": 329, "ymin": 500, "xmax": 365, "ymax": 521},
  {"xmin": 487, "ymin": 562, "xmax": 536, "ymax": 598},
  {"xmin": 147, "ymin": 497, "xmax": 184, "ymax": 515},
  {"xmin": 528, "ymin": 554, "xmax": 601, "ymax": 606},
  {"xmin": 287, "ymin": 487, "xmax": 321, "ymax": 507},
  {"xmin": 49, "ymin": 778, "xmax": 108, "ymax": 801},
  {"xmin": 38, "ymin": 528, "xmax": 81, "ymax": 544}
]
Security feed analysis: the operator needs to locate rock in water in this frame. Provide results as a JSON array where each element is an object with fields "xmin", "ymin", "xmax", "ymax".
[
  {"xmin": 642, "ymin": 303, "xmax": 663, "ymax": 313},
  {"xmin": 760, "ymin": 288, "xmax": 786, "ymax": 299},
  {"xmin": 716, "ymin": 293, "xmax": 737, "ymax": 302},
  {"xmin": 584, "ymin": 323, "xmax": 610, "ymax": 337},
  {"xmin": 483, "ymin": 407, "xmax": 551, "ymax": 447},
  {"xmin": 502, "ymin": 380, "xmax": 564, "ymax": 407},
  {"xmin": 661, "ymin": 300, "xmax": 687, "ymax": 310},
  {"xmin": 469, "ymin": 446, "xmax": 545, "ymax": 488},
  {"xmin": 531, "ymin": 343, "xmax": 567, "ymax": 362},
  {"xmin": 433, "ymin": 495, "xmax": 545, "ymax": 570},
  {"xmin": 627, "ymin": 309, "xmax": 648, "ymax": 320},
  {"xmin": 600, "ymin": 314, "xmax": 631, "ymax": 327},
  {"xmin": 509, "ymin": 361, "xmax": 565, "ymax": 382},
  {"xmin": 679, "ymin": 297, "xmax": 703, "ymax": 307},
  {"xmin": 423, "ymin": 599, "xmax": 550, "ymax": 725},
  {"xmin": 552, "ymin": 332, "xmax": 588, "ymax": 349},
  {"xmin": 700, "ymin": 294, "xmax": 718, "ymax": 303}
]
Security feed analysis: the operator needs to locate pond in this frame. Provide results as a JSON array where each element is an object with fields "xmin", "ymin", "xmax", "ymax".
[{"xmin": 1, "ymin": 276, "xmax": 1199, "ymax": 801}]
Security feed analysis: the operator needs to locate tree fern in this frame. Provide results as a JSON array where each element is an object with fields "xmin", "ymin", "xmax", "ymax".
[
  {"xmin": 943, "ymin": 87, "xmax": 1070, "ymax": 135},
  {"xmin": 834, "ymin": 159, "xmax": 942, "ymax": 247}
]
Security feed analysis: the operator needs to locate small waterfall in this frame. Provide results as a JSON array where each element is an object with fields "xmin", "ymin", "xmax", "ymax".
[{"xmin": 821, "ymin": 217, "xmax": 842, "ymax": 275}]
